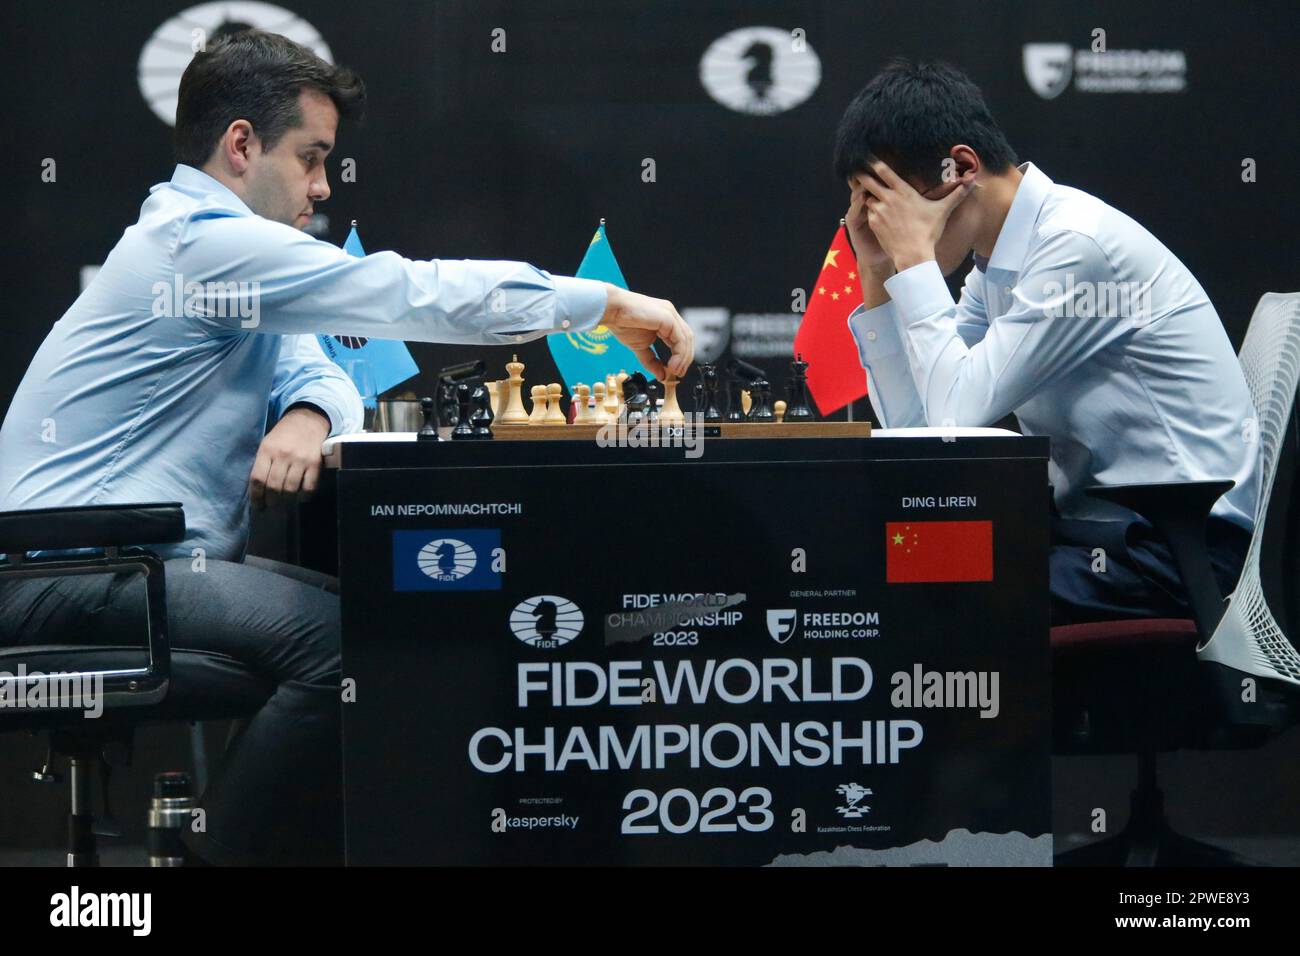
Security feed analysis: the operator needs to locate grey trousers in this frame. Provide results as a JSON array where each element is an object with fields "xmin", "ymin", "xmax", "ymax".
[{"xmin": 0, "ymin": 553, "xmax": 342, "ymax": 865}]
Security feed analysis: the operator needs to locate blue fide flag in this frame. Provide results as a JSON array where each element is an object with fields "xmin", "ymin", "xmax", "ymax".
[
  {"xmin": 315, "ymin": 222, "xmax": 419, "ymax": 408},
  {"xmin": 546, "ymin": 221, "xmax": 653, "ymax": 389}
]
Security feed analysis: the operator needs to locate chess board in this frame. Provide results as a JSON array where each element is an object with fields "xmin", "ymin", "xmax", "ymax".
[{"xmin": 488, "ymin": 421, "xmax": 872, "ymax": 440}]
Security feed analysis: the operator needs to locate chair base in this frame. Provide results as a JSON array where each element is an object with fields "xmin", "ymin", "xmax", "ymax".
[{"xmin": 1055, "ymin": 754, "xmax": 1266, "ymax": 867}]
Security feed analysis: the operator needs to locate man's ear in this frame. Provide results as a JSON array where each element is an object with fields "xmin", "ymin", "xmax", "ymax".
[
  {"xmin": 221, "ymin": 120, "xmax": 257, "ymax": 175},
  {"xmin": 948, "ymin": 144, "xmax": 982, "ymax": 183}
]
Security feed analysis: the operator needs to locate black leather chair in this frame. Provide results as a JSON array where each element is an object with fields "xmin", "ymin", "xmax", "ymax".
[{"xmin": 0, "ymin": 502, "xmax": 272, "ymax": 865}]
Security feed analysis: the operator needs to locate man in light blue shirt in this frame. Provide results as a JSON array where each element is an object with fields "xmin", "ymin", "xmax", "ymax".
[
  {"xmin": 0, "ymin": 30, "xmax": 693, "ymax": 864},
  {"xmin": 832, "ymin": 59, "xmax": 1257, "ymax": 624}
]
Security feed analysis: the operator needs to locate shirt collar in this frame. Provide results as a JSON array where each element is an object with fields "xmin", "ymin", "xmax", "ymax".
[
  {"xmin": 153, "ymin": 163, "xmax": 257, "ymax": 217},
  {"xmin": 973, "ymin": 161, "xmax": 1053, "ymax": 275}
]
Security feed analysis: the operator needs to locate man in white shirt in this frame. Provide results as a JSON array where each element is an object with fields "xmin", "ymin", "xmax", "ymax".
[{"xmin": 834, "ymin": 59, "xmax": 1258, "ymax": 625}]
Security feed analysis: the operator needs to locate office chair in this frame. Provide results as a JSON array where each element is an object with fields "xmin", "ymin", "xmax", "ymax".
[
  {"xmin": 0, "ymin": 503, "xmax": 271, "ymax": 865},
  {"xmin": 1053, "ymin": 291, "xmax": 1300, "ymax": 866}
]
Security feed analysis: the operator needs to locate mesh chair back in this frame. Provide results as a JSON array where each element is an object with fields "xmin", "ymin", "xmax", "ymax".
[{"xmin": 1201, "ymin": 292, "xmax": 1300, "ymax": 686}]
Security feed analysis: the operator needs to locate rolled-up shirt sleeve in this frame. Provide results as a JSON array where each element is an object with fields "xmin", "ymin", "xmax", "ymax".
[
  {"xmin": 884, "ymin": 230, "xmax": 1132, "ymax": 426},
  {"xmin": 170, "ymin": 211, "xmax": 609, "ymax": 343},
  {"xmin": 267, "ymin": 334, "xmax": 364, "ymax": 437}
]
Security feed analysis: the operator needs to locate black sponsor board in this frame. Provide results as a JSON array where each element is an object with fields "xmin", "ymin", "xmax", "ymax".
[{"xmin": 338, "ymin": 436, "xmax": 1051, "ymax": 865}]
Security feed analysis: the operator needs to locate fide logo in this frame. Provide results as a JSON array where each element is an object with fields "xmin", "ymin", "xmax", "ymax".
[
  {"xmin": 510, "ymin": 596, "xmax": 584, "ymax": 649},
  {"xmin": 699, "ymin": 26, "xmax": 822, "ymax": 116},
  {"xmin": 836, "ymin": 783, "xmax": 873, "ymax": 819},
  {"xmin": 766, "ymin": 609, "xmax": 798, "ymax": 644},
  {"xmin": 417, "ymin": 538, "xmax": 476, "ymax": 582},
  {"xmin": 138, "ymin": 3, "xmax": 333, "ymax": 126}
]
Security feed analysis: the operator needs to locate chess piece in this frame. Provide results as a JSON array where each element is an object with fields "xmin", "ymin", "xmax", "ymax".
[
  {"xmin": 604, "ymin": 375, "xmax": 620, "ymax": 419},
  {"xmin": 486, "ymin": 380, "xmax": 501, "ymax": 418},
  {"xmin": 528, "ymin": 385, "xmax": 547, "ymax": 425},
  {"xmin": 740, "ymin": 389, "xmax": 752, "ymax": 416},
  {"xmin": 438, "ymin": 379, "xmax": 460, "ymax": 429},
  {"xmin": 592, "ymin": 381, "xmax": 609, "ymax": 424},
  {"xmin": 573, "ymin": 384, "xmax": 591, "ymax": 424},
  {"xmin": 417, "ymin": 396, "xmax": 440, "ymax": 441},
  {"xmin": 544, "ymin": 383, "xmax": 566, "ymax": 425},
  {"xmin": 451, "ymin": 383, "xmax": 476, "ymax": 439},
  {"xmin": 697, "ymin": 365, "xmax": 723, "ymax": 422},
  {"xmin": 622, "ymin": 372, "xmax": 649, "ymax": 425},
  {"xmin": 500, "ymin": 355, "xmax": 529, "ymax": 424},
  {"xmin": 785, "ymin": 354, "xmax": 816, "ymax": 421},
  {"xmin": 775, "ymin": 400, "xmax": 787, "ymax": 423},
  {"xmin": 747, "ymin": 378, "xmax": 775, "ymax": 421},
  {"xmin": 660, "ymin": 376, "xmax": 685, "ymax": 425},
  {"xmin": 645, "ymin": 381, "xmax": 660, "ymax": 423},
  {"xmin": 726, "ymin": 376, "xmax": 745, "ymax": 422},
  {"xmin": 469, "ymin": 384, "xmax": 494, "ymax": 439},
  {"xmin": 616, "ymin": 370, "xmax": 630, "ymax": 419}
]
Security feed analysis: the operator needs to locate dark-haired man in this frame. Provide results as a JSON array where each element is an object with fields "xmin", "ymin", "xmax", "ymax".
[
  {"xmin": 834, "ymin": 59, "xmax": 1258, "ymax": 625},
  {"xmin": 0, "ymin": 29, "xmax": 692, "ymax": 865}
]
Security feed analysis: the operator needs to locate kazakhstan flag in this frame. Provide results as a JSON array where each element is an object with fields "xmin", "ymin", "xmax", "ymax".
[
  {"xmin": 546, "ymin": 221, "xmax": 652, "ymax": 389},
  {"xmin": 316, "ymin": 223, "xmax": 419, "ymax": 407}
]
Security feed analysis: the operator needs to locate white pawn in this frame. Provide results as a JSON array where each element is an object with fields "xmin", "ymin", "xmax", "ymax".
[
  {"xmin": 528, "ymin": 385, "xmax": 547, "ymax": 425},
  {"xmin": 544, "ymin": 383, "xmax": 566, "ymax": 425},
  {"xmin": 592, "ymin": 382, "xmax": 609, "ymax": 424},
  {"xmin": 573, "ymin": 384, "xmax": 591, "ymax": 424}
]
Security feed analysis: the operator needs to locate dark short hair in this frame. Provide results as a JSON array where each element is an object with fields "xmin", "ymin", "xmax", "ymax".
[
  {"xmin": 833, "ymin": 58, "xmax": 1017, "ymax": 188},
  {"xmin": 174, "ymin": 29, "xmax": 366, "ymax": 167}
]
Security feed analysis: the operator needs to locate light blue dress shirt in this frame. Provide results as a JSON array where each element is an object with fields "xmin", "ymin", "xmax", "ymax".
[
  {"xmin": 0, "ymin": 164, "xmax": 608, "ymax": 561},
  {"xmin": 848, "ymin": 162, "xmax": 1259, "ymax": 532}
]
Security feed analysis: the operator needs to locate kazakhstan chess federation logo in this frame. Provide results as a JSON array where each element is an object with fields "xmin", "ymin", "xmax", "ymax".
[
  {"xmin": 836, "ymin": 783, "xmax": 873, "ymax": 818},
  {"xmin": 417, "ymin": 538, "xmax": 477, "ymax": 582},
  {"xmin": 510, "ymin": 596, "xmax": 584, "ymax": 649}
]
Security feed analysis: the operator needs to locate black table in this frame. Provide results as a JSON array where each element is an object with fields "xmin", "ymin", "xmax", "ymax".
[{"xmin": 330, "ymin": 432, "xmax": 1053, "ymax": 865}]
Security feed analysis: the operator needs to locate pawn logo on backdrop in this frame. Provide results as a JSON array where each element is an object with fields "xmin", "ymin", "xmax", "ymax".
[{"xmin": 510, "ymin": 596, "xmax": 584, "ymax": 649}]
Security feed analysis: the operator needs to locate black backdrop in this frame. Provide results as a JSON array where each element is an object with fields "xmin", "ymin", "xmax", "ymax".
[
  {"xmin": 2, "ymin": 0, "xmax": 1298, "ymax": 409},
  {"xmin": 2, "ymin": 0, "xmax": 1300, "ymax": 854}
]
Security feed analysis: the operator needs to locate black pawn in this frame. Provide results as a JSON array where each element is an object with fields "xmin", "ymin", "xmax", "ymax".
[{"xmin": 417, "ymin": 396, "xmax": 440, "ymax": 441}]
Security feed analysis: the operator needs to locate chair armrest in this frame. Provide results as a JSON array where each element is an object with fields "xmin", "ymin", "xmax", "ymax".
[
  {"xmin": 0, "ymin": 502, "xmax": 185, "ymax": 554},
  {"xmin": 1084, "ymin": 479, "xmax": 1234, "ymax": 640}
]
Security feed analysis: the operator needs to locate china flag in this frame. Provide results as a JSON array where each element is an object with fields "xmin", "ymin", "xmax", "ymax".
[
  {"xmin": 793, "ymin": 224, "xmax": 867, "ymax": 415},
  {"xmin": 885, "ymin": 521, "xmax": 994, "ymax": 583}
]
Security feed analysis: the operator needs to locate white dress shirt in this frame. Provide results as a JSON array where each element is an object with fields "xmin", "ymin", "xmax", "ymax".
[
  {"xmin": 0, "ymin": 164, "xmax": 608, "ymax": 561},
  {"xmin": 848, "ymin": 162, "xmax": 1260, "ymax": 532}
]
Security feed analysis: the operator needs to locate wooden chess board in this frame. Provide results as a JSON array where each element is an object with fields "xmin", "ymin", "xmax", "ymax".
[{"xmin": 488, "ymin": 421, "xmax": 871, "ymax": 440}]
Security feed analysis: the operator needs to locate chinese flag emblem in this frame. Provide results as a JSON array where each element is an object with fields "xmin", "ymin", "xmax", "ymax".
[
  {"xmin": 886, "ymin": 521, "xmax": 994, "ymax": 583},
  {"xmin": 793, "ymin": 225, "xmax": 867, "ymax": 416}
]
